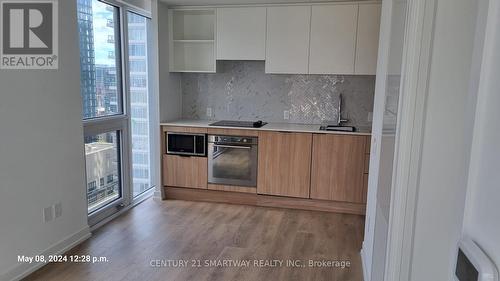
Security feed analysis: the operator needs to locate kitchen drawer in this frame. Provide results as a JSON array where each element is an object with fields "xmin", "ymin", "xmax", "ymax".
[
  {"xmin": 162, "ymin": 126, "xmax": 207, "ymax": 134},
  {"xmin": 163, "ymin": 154, "xmax": 207, "ymax": 189},
  {"xmin": 207, "ymin": 128, "xmax": 258, "ymax": 136}
]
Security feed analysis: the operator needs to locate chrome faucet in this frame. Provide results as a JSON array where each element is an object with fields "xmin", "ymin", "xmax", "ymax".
[{"xmin": 338, "ymin": 94, "xmax": 349, "ymax": 126}]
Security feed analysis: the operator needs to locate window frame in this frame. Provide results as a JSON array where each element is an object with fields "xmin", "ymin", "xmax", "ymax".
[
  {"xmin": 83, "ymin": 121, "xmax": 128, "ymax": 222},
  {"xmin": 79, "ymin": 0, "xmax": 155, "ymax": 226}
]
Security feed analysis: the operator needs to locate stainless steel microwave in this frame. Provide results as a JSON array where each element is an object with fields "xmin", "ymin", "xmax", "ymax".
[{"xmin": 166, "ymin": 132, "xmax": 206, "ymax": 156}]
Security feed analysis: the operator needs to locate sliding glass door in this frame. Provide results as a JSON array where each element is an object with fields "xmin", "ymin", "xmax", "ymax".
[{"xmin": 77, "ymin": 0, "xmax": 154, "ymax": 225}]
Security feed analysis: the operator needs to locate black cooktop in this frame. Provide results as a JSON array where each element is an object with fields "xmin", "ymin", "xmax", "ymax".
[{"xmin": 209, "ymin": 120, "xmax": 268, "ymax": 128}]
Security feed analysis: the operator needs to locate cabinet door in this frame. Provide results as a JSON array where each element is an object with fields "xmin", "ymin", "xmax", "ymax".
[
  {"xmin": 309, "ymin": 4, "xmax": 358, "ymax": 74},
  {"xmin": 310, "ymin": 134, "xmax": 366, "ymax": 203},
  {"xmin": 257, "ymin": 132, "xmax": 312, "ymax": 198},
  {"xmin": 163, "ymin": 155, "xmax": 207, "ymax": 189},
  {"xmin": 355, "ymin": 4, "xmax": 381, "ymax": 75},
  {"xmin": 265, "ymin": 6, "xmax": 311, "ymax": 74},
  {"xmin": 216, "ymin": 7, "xmax": 266, "ymax": 60}
]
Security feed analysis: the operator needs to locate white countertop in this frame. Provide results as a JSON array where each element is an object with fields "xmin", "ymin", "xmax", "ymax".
[{"xmin": 160, "ymin": 119, "xmax": 371, "ymax": 136}]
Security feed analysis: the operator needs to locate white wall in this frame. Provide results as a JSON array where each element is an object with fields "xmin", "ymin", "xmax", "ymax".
[
  {"xmin": 158, "ymin": 1, "xmax": 182, "ymax": 122},
  {"xmin": 0, "ymin": 0, "xmax": 89, "ymax": 280},
  {"xmin": 409, "ymin": 0, "xmax": 480, "ymax": 280},
  {"xmin": 156, "ymin": 1, "xmax": 182, "ymax": 199},
  {"xmin": 463, "ymin": 0, "xmax": 500, "ymax": 271}
]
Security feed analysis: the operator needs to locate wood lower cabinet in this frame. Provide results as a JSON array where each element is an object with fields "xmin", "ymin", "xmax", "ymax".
[
  {"xmin": 257, "ymin": 131, "xmax": 312, "ymax": 198},
  {"xmin": 310, "ymin": 134, "xmax": 367, "ymax": 203},
  {"xmin": 161, "ymin": 125, "xmax": 371, "ymax": 214},
  {"xmin": 163, "ymin": 154, "xmax": 207, "ymax": 189}
]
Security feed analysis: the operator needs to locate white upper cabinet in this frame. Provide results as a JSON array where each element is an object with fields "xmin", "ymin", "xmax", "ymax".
[
  {"xmin": 265, "ymin": 6, "xmax": 311, "ymax": 74},
  {"xmin": 355, "ymin": 3, "xmax": 381, "ymax": 75},
  {"xmin": 216, "ymin": 7, "xmax": 266, "ymax": 60},
  {"xmin": 167, "ymin": 3, "xmax": 381, "ymax": 74},
  {"xmin": 309, "ymin": 4, "xmax": 358, "ymax": 75},
  {"xmin": 169, "ymin": 9, "xmax": 216, "ymax": 72}
]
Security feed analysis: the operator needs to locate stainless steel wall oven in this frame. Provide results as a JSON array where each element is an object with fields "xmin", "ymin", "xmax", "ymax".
[{"xmin": 208, "ymin": 135, "xmax": 258, "ymax": 187}]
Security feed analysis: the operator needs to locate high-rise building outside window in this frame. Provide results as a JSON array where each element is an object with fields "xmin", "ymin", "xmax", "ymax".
[
  {"xmin": 128, "ymin": 12, "xmax": 152, "ymax": 197},
  {"xmin": 78, "ymin": 0, "xmax": 121, "ymax": 120}
]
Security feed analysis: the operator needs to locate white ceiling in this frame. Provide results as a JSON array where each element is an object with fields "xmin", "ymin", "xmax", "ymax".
[{"xmin": 161, "ymin": 0, "xmax": 361, "ymax": 7}]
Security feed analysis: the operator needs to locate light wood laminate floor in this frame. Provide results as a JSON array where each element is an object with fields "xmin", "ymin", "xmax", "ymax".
[{"xmin": 24, "ymin": 198, "xmax": 365, "ymax": 281}]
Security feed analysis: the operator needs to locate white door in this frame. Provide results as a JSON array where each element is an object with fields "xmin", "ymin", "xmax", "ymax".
[
  {"xmin": 216, "ymin": 7, "xmax": 266, "ymax": 60},
  {"xmin": 309, "ymin": 4, "xmax": 358, "ymax": 74},
  {"xmin": 265, "ymin": 6, "xmax": 311, "ymax": 74}
]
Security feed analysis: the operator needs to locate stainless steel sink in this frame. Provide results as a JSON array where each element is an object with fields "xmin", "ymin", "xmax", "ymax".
[{"xmin": 319, "ymin": 125, "xmax": 356, "ymax": 132}]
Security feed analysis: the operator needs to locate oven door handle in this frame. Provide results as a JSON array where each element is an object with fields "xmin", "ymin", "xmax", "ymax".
[{"xmin": 213, "ymin": 144, "xmax": 252, "ymax": 149}]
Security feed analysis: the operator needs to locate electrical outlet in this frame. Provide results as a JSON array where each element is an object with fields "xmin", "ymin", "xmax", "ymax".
[
  {"xmin": 54, "ymin": 202, "xmax": 62, "ymax": 218},
  {"xmin": 206, "ymin": 107, "xmax": 212, "ymax": 117},
  {"xmin": 43, "ymin": 206, "xmax": 53, "ymax": 222},
  {"xmin": 283, "ymin": 110, "xmax": 290, "ymax": 120},
  {"xmin": 367, "ymin": 112, "xmax": 373, "ymax": 122}
]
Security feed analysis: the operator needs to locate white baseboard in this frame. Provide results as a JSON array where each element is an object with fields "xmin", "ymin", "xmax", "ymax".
[
  {"xmin": 361, "ymin": 245, "xmax": 370, "ymax": 281},
  {"xmin": 1, "ymin": 227, "xmax": 91, "ymax": 281}
]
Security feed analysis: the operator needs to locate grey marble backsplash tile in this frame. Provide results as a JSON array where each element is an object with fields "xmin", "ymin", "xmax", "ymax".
[{"xmin": 181, "ymin": 61, "xmax": 375, "ymax": 127}]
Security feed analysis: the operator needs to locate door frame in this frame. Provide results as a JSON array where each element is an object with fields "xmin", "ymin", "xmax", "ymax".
[
  {"xmin": 381, "ymin": 0, "xmax": 495, "ymax": 279},
  {"xmin": 363, "ymin": 0, "xmax": 438, "ymax": 280},
  {"xmin": 382, "ymin": 0, "xmax": 437, "ymax": 279}
]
